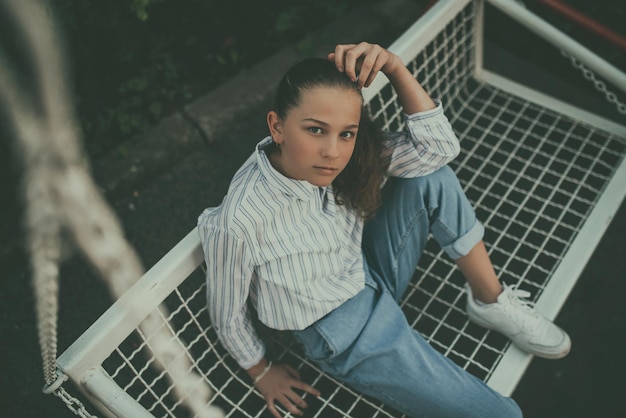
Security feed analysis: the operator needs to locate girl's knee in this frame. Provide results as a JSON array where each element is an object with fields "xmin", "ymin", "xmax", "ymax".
[{"xmin": 424, "ymin": 164, "xmax": 462, "ymax": 189}]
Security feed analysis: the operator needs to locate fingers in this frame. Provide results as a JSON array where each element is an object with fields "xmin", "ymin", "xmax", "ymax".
[
  {"xmin": 257, "ymin": 363, "xmax": 320, "ymax": 418},
  {"xmin": 285, "ymin": 365, "xmax": 321, "ymax": 397},
  {"xmin": 266, "ymin": 401, "xmax": 282, "ymax": 418},
  {"xmin": 268, "ymin": 390, "xmax": 310, "ymax": 417},
  {"xmin": 361, "ymin": 52, "xmax": 386, "ymax": 88},
  {"xmin": 285, "ymin": 364, "xmax": 301, "ymax": 380},
  {"xmin": 274, "ymin": 382, "xmax": 321, "ymax": 416},
  {"xmin": 294, "ymin": 380, "xmax": 321, "ymax": 398},
  {"xmin": 339, "ymin": 43, "xmax": 363, "ymax": 83},
  {"xmin": 329, "ymin": 42, "xmax": 391, "ymax": 88},
  {"xmin": 266, "ymin": 394, "xmax": 298, "ymax": 418},
  {"xmin": 282, "ymin": 390, "xmax": 309, "ymax": 413},
  {"xmin": 329, "ymin": 43, "xmax": 356, "ymax": 72}
]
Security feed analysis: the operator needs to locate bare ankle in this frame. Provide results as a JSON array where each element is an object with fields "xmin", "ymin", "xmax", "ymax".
[{"xmin": 470, "ymin": 283, "xmax": 502, "ymax": 304}]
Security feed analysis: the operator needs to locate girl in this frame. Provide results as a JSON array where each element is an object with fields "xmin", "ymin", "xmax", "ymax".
[{"xmin": 198, "ymin": 42, "xmax": 570, "ymax": 418}]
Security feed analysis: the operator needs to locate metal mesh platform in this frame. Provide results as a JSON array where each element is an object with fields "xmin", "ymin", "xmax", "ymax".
[{"xmin": 57, "ymin": 1, "xmax": 626, "ymax": 417}]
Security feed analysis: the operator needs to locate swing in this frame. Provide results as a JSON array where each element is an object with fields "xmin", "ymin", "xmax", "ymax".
[{"xmin": 49, "ymin": 0, "xmax": 626, "ymax": 416}]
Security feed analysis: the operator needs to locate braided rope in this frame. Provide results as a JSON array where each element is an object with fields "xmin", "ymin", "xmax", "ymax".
[{"xmin": 1, "ymin": 1, "xmax": 222, "ymax": 416}]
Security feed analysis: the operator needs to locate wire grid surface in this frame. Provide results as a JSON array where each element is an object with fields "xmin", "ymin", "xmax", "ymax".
[{"xmin": 100, "ymin": 2, "xmax": 625, "ymax": 417}]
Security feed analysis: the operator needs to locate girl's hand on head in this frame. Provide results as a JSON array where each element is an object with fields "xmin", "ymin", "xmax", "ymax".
[
  {"xmin": 328, "ymin": 42, "xmax": 403, "ymax": 89},
  {"xmin": 253, "ymin": 362, "xmax": 320, "ymax": 418}
]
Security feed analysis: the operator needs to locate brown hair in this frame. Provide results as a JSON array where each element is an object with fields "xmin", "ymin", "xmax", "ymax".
[{"xmin": 269, "ymin": 58, "xmax": 388, "ymax": 219}]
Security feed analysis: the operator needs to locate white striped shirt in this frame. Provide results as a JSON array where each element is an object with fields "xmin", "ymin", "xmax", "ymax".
[{"xmin": 197, "ymin": 101, "xmax": 459, "ymax": 368}]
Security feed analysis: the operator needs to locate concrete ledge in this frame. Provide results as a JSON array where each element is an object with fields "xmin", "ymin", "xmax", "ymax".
[
  {"xmin": 92, "ymin": 113, "xmax": 204, "ymax": 198},
  {"xmin": 185, "ymin": 0, "xmax": 424, "ymax": 143}
]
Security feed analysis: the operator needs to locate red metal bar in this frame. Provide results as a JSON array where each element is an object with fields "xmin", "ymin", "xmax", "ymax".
[{"xmin": 538, "ymin": 0, "xmax": 626, "ymax": 51}]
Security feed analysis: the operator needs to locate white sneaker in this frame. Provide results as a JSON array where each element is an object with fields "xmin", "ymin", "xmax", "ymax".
[{"xmin": 465, "ymin": 283, "xmax": 571, "ymax": 359}]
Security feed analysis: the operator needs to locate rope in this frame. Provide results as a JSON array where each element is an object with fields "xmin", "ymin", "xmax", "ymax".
[
  {"xmin": 0, "ymin": 0, "xmax": 64, "ymax": 388},
  {"xmin": 1, "ymin": 1, "xmax": 222, "ymax": 416},
  {"xmin": 30, "ymin": 210, "xmax": 62, "ymax": 386}
]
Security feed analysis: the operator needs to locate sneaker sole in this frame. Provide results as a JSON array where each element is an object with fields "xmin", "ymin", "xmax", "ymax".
[{"xmin": 467, "ymin": 312, "xmax": 571, "ymax": 360}]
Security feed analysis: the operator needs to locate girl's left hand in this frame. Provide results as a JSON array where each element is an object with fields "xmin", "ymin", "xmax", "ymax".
[
  {"xmin": 253, "ymin": 362, "xmax": 320, "ymax": 418},
  {"xmin": 328, "ymin": 42, "xmax": 403, "ymax": 89}
]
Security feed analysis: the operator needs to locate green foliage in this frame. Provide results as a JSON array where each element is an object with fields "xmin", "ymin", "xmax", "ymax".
[{"xmin": 131, "ymin": 0, "xmax": 153, "ymax": 21}]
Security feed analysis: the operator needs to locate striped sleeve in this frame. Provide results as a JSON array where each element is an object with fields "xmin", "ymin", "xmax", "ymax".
[
  {"xmin": 385, "ymin": 100, "xmax": 461, "ymax": 178},
  {"xmin": 197, "ymin": 211, "xmax": 265, "ymax": 369}
]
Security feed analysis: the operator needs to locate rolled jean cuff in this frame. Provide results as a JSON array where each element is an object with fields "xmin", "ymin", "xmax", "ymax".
[{"xmin": 442, "ymin": 220, "xmax": 484, "ymax": 260}]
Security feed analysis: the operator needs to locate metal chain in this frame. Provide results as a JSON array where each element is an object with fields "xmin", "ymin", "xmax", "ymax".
[
  {"xmin": 54, "ymin": 386, "xmax": 99, "ymax": 418},
  {"xmin": 512, "ymin": 0, "xmax": 626, "ymax": 115},
  {"xmin": 42, "ymin": 372, "xmax": 98, "ymax": 418},
  {"xmin": 562, "ymin": 50, "xmax": 626, "ymax": 115}
]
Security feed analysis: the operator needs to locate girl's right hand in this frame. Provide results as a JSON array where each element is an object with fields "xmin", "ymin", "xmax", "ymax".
[
  {"xmin": 252, "ymin": 362, "xmax": 320, "ymax": 418},
  {"xmin": 329, "ymin": 41, "xmax": 436, "ymax": 114},
  {"xmin": 328, "ymin": 42, "xmax": 404, "ymax": 89}
]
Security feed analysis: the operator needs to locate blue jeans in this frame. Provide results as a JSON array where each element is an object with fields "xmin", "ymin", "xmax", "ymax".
[{"xmin": 292, "ymin": 166, "xmax": 522, "ymax": 418}]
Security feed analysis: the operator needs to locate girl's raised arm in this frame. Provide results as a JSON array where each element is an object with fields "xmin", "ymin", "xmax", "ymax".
[{"xmin": 328, "ymin": 42, "xmax": 436, "ymax": 114}]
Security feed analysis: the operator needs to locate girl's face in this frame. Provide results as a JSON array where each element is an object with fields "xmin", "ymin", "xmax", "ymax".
[{"xmin": 267, "ymin": 86, "xmax": 362, "ymax": 187}]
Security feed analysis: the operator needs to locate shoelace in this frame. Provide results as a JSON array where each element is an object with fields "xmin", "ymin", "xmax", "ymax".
[{"xmin": 501, "ymin": 284, "xmax": 541, "ymax": 333}]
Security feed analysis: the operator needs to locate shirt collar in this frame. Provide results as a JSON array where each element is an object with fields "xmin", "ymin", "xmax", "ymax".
[{"xmin": 256, "ymin": 136, "xmax": 320, "ymax": 201}]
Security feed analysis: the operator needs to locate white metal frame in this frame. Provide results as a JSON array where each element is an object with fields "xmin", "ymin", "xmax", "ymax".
[
  {"xmin": 57, "ymin": 0, "xmax": 626, "ymax": 415},
  {"xmin": 472, "ymin": 0, "xmax": 626, "ymax": 394}
]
